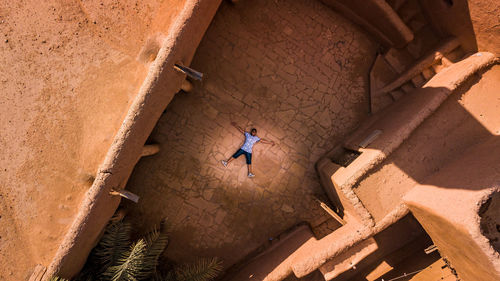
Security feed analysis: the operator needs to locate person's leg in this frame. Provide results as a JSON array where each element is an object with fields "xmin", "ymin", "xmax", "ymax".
[
  {"xmin": 222, "ymin": 149, "xmax": 243, "ymax": 167},
  {"xmin": 245, "ymin": 152, "xmax": 255, "ymax": 177}
]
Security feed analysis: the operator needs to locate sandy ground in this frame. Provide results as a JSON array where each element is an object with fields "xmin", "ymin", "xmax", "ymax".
[
  {"xmin": 124, "ymin": 0, "xmax": 377, "ymax": 269},
  {"xmin": 0, "ymin": 0, "xmax": 184, "ymax": 279}
]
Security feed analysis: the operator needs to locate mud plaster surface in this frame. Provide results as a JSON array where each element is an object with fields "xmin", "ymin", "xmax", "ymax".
[
  {"xmin": 355, "ymin": 65, "xmax": 500, "ymax": 222},
  {"xmin": 124, "ymin": 0, "xmax": 377, "ymax": 268},
  {"xmin": 0, "ymin": 0, "xmax": 184, "ymax": 279}
]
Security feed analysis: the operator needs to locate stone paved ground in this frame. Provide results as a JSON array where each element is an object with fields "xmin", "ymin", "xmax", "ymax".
[{"xmin": 124, "ymin": 0, "xmax": 377, "ymax": 268}]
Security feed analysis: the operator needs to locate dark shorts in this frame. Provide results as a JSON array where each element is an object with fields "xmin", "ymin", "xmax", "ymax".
[{"xmin": 232, "ymin": 148, "xmax": 252, "ymax": 164}]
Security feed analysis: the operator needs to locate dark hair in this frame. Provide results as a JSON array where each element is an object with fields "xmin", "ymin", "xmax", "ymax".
[{"xmin": 251, "ymin": 128, "xmax": 257, "ymax": 133}]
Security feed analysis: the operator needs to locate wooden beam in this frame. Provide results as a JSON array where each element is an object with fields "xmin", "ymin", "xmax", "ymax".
[
  {"xmin": 317, "ymin": 199, "xmax": 346, "ymax": 225},
  {"xmin": 141, "ymin": 144, "xmax": 160, "ymax": 157},
  {"xmin": 109, "ymin": 189, "xmax": 140, "ymax": 203},
  {"xmin": 174, "ymin": 63, "xmax": 203, "ymax": 81},
  {"xmin": 181, "ymin": 79, "xmax": 193, "ymax": 92}
]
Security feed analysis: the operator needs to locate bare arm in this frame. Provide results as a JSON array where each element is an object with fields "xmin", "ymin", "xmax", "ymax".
[
  {"xmin": 259, "ymin": 138, "xmax": 275, "ymax": 146},
  {"xmin": 231, "ymin": 121, "xmax": 245, "ymax": 134}
]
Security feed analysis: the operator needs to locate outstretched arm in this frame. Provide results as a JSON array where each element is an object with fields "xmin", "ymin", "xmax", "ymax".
[
  {"xmin": 259, "ymin": 138, "xmax": 275, "ymax": 146},
  {"xmin": 231, "ymin": 121, "xmax": 245, "ymax": 134}
]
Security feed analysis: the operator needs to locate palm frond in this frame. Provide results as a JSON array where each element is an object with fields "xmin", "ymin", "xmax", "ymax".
[
  {"xmin": 174, "ymin": 258, "xmax": 223, "ymax": 281},
  {"xmin": 74, "ymin": 213, "xmax": 131, "ymax": 281},
  {"xmin": 102, "ymin": 227, "xmax": 169, "ymax": 281},
  {"xmin": 104, "ymin": 239, "xmax": 148, "ymax": 281},
  {"xmin": 94, "ymin": 220, "xmax": 132, "ymax": 269},
  {"xmin": 142, "ymin": 228, "xmax": 169, "ymax": 277}
]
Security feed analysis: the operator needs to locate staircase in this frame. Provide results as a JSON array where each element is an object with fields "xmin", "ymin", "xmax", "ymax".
[
  {"xmin": 370, "ymin": 0, "xmax": 466, "ymax": 113},
  {"xmin": 221, "ymin": 1, "xmax": 492, "ymax": 280}
]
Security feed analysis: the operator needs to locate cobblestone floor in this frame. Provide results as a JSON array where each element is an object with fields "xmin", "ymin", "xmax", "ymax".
[{"xmin": 124, "ymin": 0, "xmax": 377, "ymax": 268}]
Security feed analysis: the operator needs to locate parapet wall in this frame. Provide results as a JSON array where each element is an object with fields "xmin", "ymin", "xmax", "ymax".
[
  {"xmin": 404, "ymin": 140, "xmax": 500, "ymax": 281},
  {"xmin": 1, "ymin": 0, "xmax": 196, "ymax": 279},
  {"xmin": 313, "ymin": 54, "xmax": 498, "ymax": 281},
  {"xmin": 44, "ymin": 0, "xmax": 221, "ymax": 279},
  {"xmin": 416, "ymin": 0, "xmax": 499, "ymax": 56}
]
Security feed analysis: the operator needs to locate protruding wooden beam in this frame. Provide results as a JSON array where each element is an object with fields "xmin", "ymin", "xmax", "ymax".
[
  {"xmin": 316, "ymin": 199, "xmax": 346, "ymax": 225},
  {"xmin": 174, "ymin": 63, "xmax": 203, "ymax": 81},
  {"xmin": 181, "ymin": 79, "xmax": 193, "ymax": 92},
  {"xmin": 358, "ymin": 130, "xmax": 382, "ymax": 149},
  {"xmin": 109, "ymin": 189, "xmax": 140, "ymax": 203},
  {"xmin": 424, "ymin": 244, "xmax": 438, "ymax": 254},
  {"xmin": 141, "ymin": 144, "xmax": 160, "ymax": 157}
]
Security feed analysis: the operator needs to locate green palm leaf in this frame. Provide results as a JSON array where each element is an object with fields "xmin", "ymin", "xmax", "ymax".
[
  {"xmin": 74, "ymin": 214, "xmax": 130, "ymax": 281},
  {"xmin": 49, "ymin": 277, "xmax": 69, "ymax": 281},
  {"xmin": 174, "ymin": 258, "xmax": 222, "ymax": 281},
  {"xmin": 104, "ymin": 239, "xmax": 148, "ymax": 281},
  {"xmin": 103, "ymin": 227, "xmax": 169, "ymax": 281},
  {"xmin": 94, "ymin": 220, "xmax": 132, "ymax": 269},
  {"xmin": 142, "ymin": 229, "xmax": 169, "ymax": 277}
]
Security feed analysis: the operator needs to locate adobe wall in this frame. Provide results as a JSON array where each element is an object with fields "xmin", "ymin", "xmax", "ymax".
[
  {"xmin": 354, "ymin": 63, "xmax": 499, "ymax": 222},
  {"xmin": 404, "ymin": 137, "xmax": 500, "ymax": 281},
  {"xmin": 419, "ymin": 0, "xmax": 500, "ymax": 56},
  {"xmin": 320, "ymin": 0, "xmax": 413, "ymax": 47},
  {"xmin": 468, "ymin": 0, "xmax": 500, "ymax": 56},
  {"xmin": 403, "ymin": 65, "xmax": 500, "ymax": 281},
  {"xmin": 0, "ymin": 0, "xmax": 177, "ymax": 279},
  {"xmin": 419, "ymin": 0, "xmax": 478, "ymax": 53},
  {"xmin": 44, "ymin": 0, "xmax": 221, "ymax": 279},
  {"xmin": 316, "ymin": 52, "xmax": 497, "ymax": 227},
  {"xmin": 0, "ymin": 0, "xmax": 220, "ymax": 280}
]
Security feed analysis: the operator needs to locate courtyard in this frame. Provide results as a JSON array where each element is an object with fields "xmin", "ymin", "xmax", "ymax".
[{"xmin": 124, "ymin": 0, "xmax": 377, "ymax": 268}]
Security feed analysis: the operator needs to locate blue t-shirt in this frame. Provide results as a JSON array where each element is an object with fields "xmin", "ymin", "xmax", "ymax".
[{"xmin": 241, "ymin": 132, "xmax": 260, "ymax": 153}]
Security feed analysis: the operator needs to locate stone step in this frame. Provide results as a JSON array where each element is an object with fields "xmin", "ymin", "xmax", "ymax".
[
  {"xmin": 319, "ymin": 238, "xmax": 378, "ymax": 280},
  {"xmin": 421, "ymin": 67, "xmax": 435, "ymax": 80},
  {"xmin": 373, "ymin": 44, "xmax": 460, "ymax": 112},
  {"xmin": 445, "ymin": 46, "xmax": 467, "ymax": 63},
  {"xmin": 225, "ymin": 224, "xmax": 315, "ymax": 281},
  {"xmin": 320, "ymin": 216, "xmax": 427, "ymax": 281},
  {"xmin": 370, "ymin": 38, "xmax": 461, "ymax": 113},
  {"xmin": 389, "ymin": 89, "xmax": 405, "ymax": 101},
  {"xmin": 342, "ymin": 234, "xmax": 434, "ymax": 281},
  {"xmin": 372, "ymin": 37, "xmax": 461, "ymax": 98},
  {"xmin": 383, "ymin": 47, "xmax": 415, "ymax": 74},
  {"xmin": 406, "ymin": 24, "xmax": 440, "ymax": 59},
  {"xmin": 400, "ymin": 81, "xmax": 416, "ymax": 94},
  {"xmin": 410, "ymin": 73, "xmax": 426, "ymax": 88}
]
